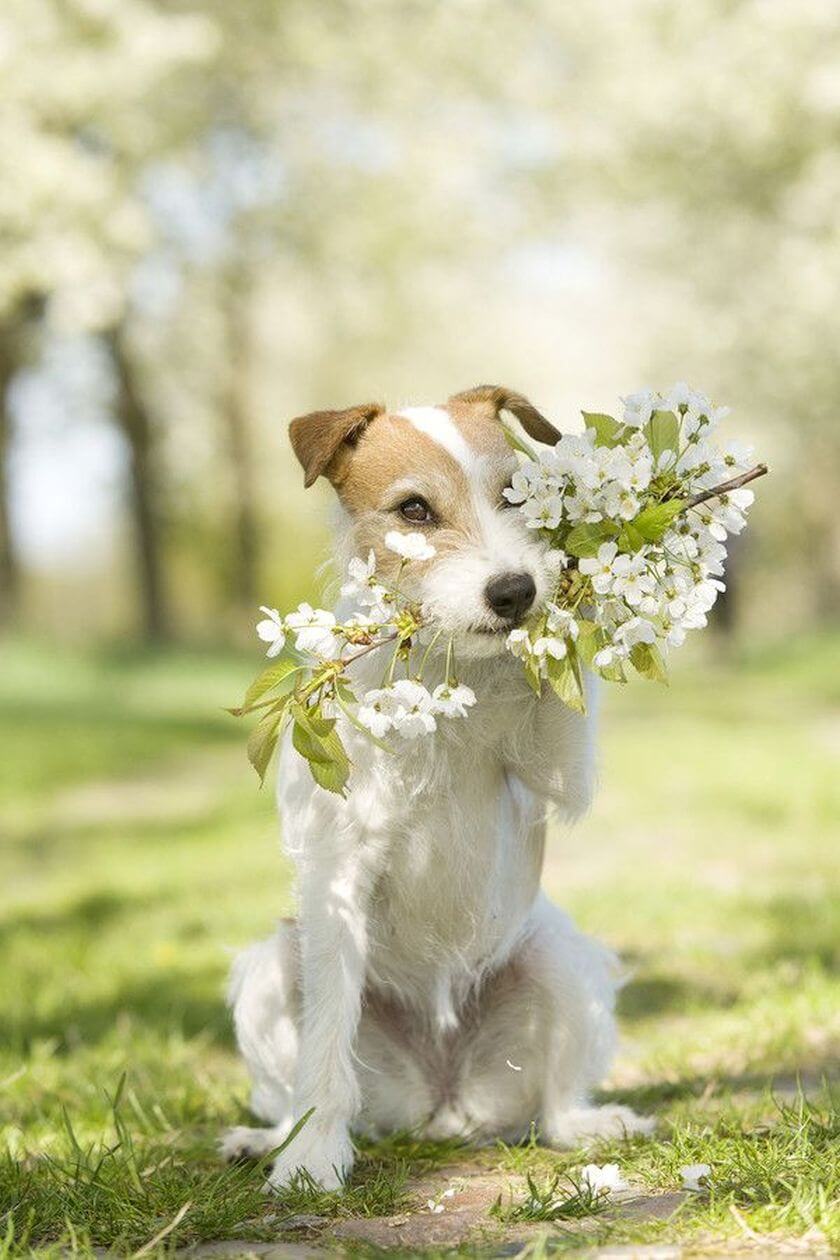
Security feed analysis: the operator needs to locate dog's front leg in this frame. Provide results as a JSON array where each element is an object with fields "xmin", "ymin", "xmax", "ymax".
[
  {"xmin": 502, "ymin": 681, "xmax": 597, "ymax": 820},
  {"xmin": 266, "ymin": 824, "xmax": 378, "ymax": 1192}
]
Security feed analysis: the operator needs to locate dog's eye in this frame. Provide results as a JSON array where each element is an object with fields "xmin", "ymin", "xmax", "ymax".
[{"xmin": 398, "ymin": 496, "xmax": 434, "ymax": 524}]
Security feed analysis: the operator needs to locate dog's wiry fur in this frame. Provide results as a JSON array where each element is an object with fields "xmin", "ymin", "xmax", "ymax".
[{"xmin": 223, "ymin": 387, "xmax": 653, "ymax": 1189}]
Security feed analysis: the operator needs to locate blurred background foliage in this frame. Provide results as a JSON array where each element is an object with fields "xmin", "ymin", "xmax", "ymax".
[{"xmin": 2, "ymin": 0, "xmax": 839, "ymax": 647}]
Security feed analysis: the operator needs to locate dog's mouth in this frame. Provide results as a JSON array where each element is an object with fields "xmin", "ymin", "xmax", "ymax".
[{"xmin": 460, "ymin": 621, "xmax": 523, "ymax": 645}]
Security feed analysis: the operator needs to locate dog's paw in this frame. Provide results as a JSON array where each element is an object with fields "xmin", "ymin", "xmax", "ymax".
[
  {"xmin": 545, "ymin": 1104, "xmax": 655, "ymax": 1149},
  {"xmin": 220, "ymin": 1124, "xmax": 286, "ymax": 1164},
  {"xmin": 265, "ymin": 1128, "xmax": 354, "ymax": 1193}
]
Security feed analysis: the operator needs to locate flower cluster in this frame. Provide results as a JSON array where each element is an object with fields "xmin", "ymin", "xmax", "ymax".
[
  {"xmin": 236, "ymin": 531, "xmax": 475, "ymax": 793},
  {"xmin": 358, "ymin": 678, "xmax": 475, "ymax": 740},
  {"xmin": 237, "ymin": 384, "xmax": 765, "ymax": 793},
  {"xmin": 502, "ymin": 383, "xmax": 763, "ymax": 707}
]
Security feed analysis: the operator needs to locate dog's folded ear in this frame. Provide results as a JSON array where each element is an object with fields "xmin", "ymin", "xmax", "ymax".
[
  {"xmin": 448, "ymin": 385, "xmax": 561, "ymax": 446},
  {"xmin": 289, "ymin": 402, "xmax": 384, "ymax": 487}
]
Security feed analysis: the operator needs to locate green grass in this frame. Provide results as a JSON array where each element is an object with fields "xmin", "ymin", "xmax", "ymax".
[
  {"xmin": 1, "ymin": 633, "xmax": 838, "ymax": 1256},
  {"xmin": 490, "ymin": 1171, "xmax": 605, "ymax": 1223}
]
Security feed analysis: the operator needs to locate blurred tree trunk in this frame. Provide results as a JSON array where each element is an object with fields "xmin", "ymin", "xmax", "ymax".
[
  {"xmin": 221, "ymin": 270, "xmax": 260, "ymax": 614},
  {"xmin": 0, "ymin": 320, "xmax": 25, "ymax": 627},
  {"xmin": 107, "ymin": 325, "xmax": 170, "ymax": 643},
  {"xmin": 0, "ymin": 359, "xmax": 18, "ymax": 626},
  {"xmin": 805, "ymin": 438, "xmax": 840, "ymax": 620}
]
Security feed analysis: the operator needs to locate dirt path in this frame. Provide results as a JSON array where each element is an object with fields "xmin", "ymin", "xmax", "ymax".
[{"xmin": 167, "ymin": 1157, "xmax": 830, "ymax": 1258}]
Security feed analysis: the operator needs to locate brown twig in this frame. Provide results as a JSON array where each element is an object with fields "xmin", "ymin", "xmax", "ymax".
[
  {"xmin": 344, "ymin": 630, "xmax": 399, "ymax": 665},
  {"xmin": 683, "ymin": 463, "xmax": 768, "ymax": 510}
]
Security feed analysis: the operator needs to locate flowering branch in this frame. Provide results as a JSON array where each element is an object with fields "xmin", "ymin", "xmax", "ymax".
[
  {"xmin": 236, "ymin": 382, "xmax": 766, "ymax": 795},
  {"xmin": 233, "ymin": 530, "xmax": 475, "ymax": 794},
  {"xmin": 683, "ymin": 462, "xmax": 768, "ymax": 510}
]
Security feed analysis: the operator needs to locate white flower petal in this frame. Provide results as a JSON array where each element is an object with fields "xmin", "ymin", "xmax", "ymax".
[
  {"xmin": 384, "ymin": 530, "xmax": 436, "ymax": 561},
  {"xmin": 680, "ymin": 1164, "xmax": 711, "ymax": 1192}
]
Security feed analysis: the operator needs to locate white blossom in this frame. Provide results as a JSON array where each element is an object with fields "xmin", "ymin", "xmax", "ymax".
[
  {"xmin": 341, "ymin": 550, "xmax": 377, "ymax": 600},
  {"xmin": 522, "ymin": 492, "xmax": 564, "ymax": 530},
  {"xmin": 506, "ymin": 627, "xmax": 534, "ymax": 660},
  {"xmin": 532, "ymin": 634, "xmax": 567, "ymax": 661},
  {"xmin": 611, "ymin": 553, "xmax": 655, "ymax": 606},
  {"xmin": 357, "ymin": 689, "xmax": 395, "ymax": 739},
  {"xmin": 363, "ymin": 679, "xmax": 439, "ymax": 739},
  {"xmin": 341, "ymin": 551, "xmax": 393, "ymax": 618},
  {"xmin": 594, "ymin": 644, "xmax": 625, "ymax": 670},
  {"xmin": 431, "ymin": 682, "xmax": 476, "ymax": 718},
  {"xmin": 711, "ymin": 487, "xmax": 754, "ymax": 535},
  {"xmin": 621, "ymin": 388, "xmax": 657, "ymax": 428},
  {"xmin": 580, "ymin": 1163, "xmax": 629, "ymax": 1194},
  {"xmin": 255, "ymin": 606, "xmax": 286, "ymax": 658},
  {"xmin": 579, "ymin": 541, "xmax": 619, "ymax": 594},
  {"xmin": 546, "ymin": 603, "xmax": 579, "ymax": 640},
  {"xmin": 502, "ymin": 469, "xmax": 533, "ymax": 505},
  {"xmin": 680, "ymin": 1163, "xmax": 711, "ymax": 1192},
  {"xmin": 384, "ymin": 530, "xmax": 436, "ymax": 561},
  {"xmin": 614, "ymin": 616, "xmax": 657, "ymax": 647},
  {"xmin": 285, "ymin": 603, "xmax": 341, "ymax": 658}
]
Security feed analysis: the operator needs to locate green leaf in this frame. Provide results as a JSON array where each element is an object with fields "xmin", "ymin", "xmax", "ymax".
[
  {"xmin": 617, "ymin": 521, "xmax": 647, "ymax": 553},
  {"xmin": 545, "ymin": 647, "xmax": 586, "ymax": 714},
  {"xmin": 289, "ymin": 701, "xmax": 351, "ymax": 795},
  {"xmin": 582, "ymin": 412, "xmax": 625, "ymax": 447},
  {"xmin": 290, "ymin": 704, "xmax": 337, "ymax": 764},
  {"xmin": 574, "ymin": 619, "xmax": 600, "ymax": 668},
  {"xmin": 631, "ymin": 498, "xmax": 687, "ymax": 543},
  {"xmin": 600, "ymin": 659, "xmax": 628, "ymax": 683},
  {"xmin": 300, "ymin": 708, "xmax": 336, "ymax": 739},
  {"xmin": 308, "ymin": 754, "xmax": 350, "ymax": 796},
  {"xmin": 247, "ymin": 707, "xmax": 284, "ymax": 784},
  {"xmin": 499, "ymin": 420, "xmax": 538, "ymax": 459},
  {"xmin": 335, "ymin": 680, "xmax": 357, "ymax": 704},
  {"xmin": 565, "ymin": 520, "xmax": 619, "ymax": 559},
  {"xmin": 630, "ymin": 641, "xmax": 669, "ymax": 684},
  {"xmin": 240, "ymin": 657, "xmax": 302, "ymax": 712},
  {"xmin": 524, "ymin": 654, "xmax": 543, "ymax": 695},
  {"xmin": 644, "ymin": 409, "xmax": 679, "ymax": 466}
]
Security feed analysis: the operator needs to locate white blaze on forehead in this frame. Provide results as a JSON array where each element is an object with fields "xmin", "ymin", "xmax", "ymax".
[{"xmin": 398, "ymin": 406, "xmax": 475, "ymax": 473}]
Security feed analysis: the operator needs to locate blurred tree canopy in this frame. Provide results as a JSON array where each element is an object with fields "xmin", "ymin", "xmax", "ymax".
[{"xmin": 1, "ymin": 0, "xmax": 837, "ymax": 641}]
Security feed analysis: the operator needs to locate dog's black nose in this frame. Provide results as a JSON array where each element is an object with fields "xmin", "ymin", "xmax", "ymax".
[{"xmin": 485, "ymin": 572, "xmax": 537, "ymax": 623}]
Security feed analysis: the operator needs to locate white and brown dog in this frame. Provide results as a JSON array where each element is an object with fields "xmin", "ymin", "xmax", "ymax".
[{"xmin": 223, "ymin": 385, "xmax": 652, "ymax": 1190}]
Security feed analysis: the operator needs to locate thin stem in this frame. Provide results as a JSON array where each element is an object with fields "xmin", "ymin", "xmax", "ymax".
[
  {"xmin": 417, "ymin": 626, "xmax": 444, "ymax": 677},
  {"xmin": 344, "ymin": 630, "xmax": 399, "ymax": 666},
  {"xmin": 682, "ymin": 463, "xmax": 768, "ymax": 510},
  {"xmin": 444, "ymin": 635, "xmax": 455, "ymax": 685}
]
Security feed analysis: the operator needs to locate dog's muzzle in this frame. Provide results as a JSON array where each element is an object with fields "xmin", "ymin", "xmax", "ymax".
[{"xmin": 484, "ymin": 571, "xmax": 537, "ymax": 624}]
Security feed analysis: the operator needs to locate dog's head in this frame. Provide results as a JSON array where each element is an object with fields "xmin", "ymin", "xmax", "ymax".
[{"xmin": 289, "ymin": 385, "xmax": 561, "ymax": 655}]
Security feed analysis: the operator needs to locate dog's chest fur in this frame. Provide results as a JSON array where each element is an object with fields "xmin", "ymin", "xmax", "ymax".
[
  {"xmin": 365, "ymin": 738, "xmax": 545, "ymax": 1023},
  {"xmin": 277, "ymin": 656, "xmax": 548, "ymax": 1027}
]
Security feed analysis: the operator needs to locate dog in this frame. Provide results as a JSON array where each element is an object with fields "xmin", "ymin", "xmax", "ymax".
[{"xmin": 222, "ymin": 385, "xmax": 652, "ymax": 1190}]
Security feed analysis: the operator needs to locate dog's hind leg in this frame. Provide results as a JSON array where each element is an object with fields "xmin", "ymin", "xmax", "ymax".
[
  {"xmin": 221, "ymin": 922, "xmax": 300, "ymax": 1163},
  {"xmin": 527, "ymin": 896, "xmax": 654, "ymax": 1147}
]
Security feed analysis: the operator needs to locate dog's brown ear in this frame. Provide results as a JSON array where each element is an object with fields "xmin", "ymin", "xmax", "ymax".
[
  {"xmin": 289, "ymin": 402, "xmax": 384, "ymax": 488},
  {"xmin": 448, "ymin": 385, "xmax": 561, "ymax": 446}
]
